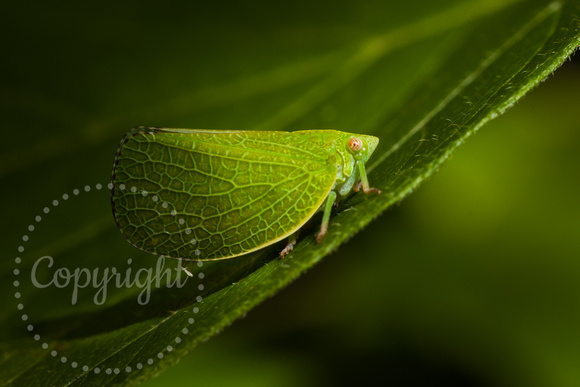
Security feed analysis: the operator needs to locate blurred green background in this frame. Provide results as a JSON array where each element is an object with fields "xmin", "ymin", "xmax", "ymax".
[{"xmin": 2, "ymin": 0, "xmax": 580, "ymax": 385}]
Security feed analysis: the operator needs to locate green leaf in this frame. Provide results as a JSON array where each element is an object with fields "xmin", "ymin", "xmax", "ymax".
[{"xmin": 1, "ymin": 0, "xmax": 579, "ymax": 385}]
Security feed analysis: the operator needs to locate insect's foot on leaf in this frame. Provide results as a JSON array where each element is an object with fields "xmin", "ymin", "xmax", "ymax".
[
  {"xmin": 354, "ymin": 182, "xmax": 381, "ymax": 195},
  {"xmin": 279, "ymin": 244, "xmax": 294, "ymax": 258},
  {"xmin": 280, "ymin": 231, "xmax": 301, "ymax": 258},
  {"xmin": 364, "ymin": 187, "xmax": 381, "ymax": 195}
]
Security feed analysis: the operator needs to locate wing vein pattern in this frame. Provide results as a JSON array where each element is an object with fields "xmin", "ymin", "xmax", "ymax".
[{"xmin": 112, "ymin": 129, "xmax": 338, "ymax": 260}]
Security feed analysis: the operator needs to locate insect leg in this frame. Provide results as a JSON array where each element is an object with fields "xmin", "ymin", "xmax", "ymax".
[
  {"xmin": 316, "ymin": 190, "xmax": 337, "ymax": 243},
  {"xmin": 354, "ymin": 161, "xmax": 381, "ymax": 195},
  {"xmin": 280, "ymin": 230, "xmax": 299, "ymax": 258}
]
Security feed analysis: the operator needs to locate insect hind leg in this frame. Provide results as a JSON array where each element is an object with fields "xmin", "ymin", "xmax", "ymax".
[{"xmin": 280, "ymin": 231, "xmax": 299, "ymax": 258}]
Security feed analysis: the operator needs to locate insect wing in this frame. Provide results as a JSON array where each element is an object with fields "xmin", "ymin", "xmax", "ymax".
[{"xmin": 111, "ymin": 128, "xmax": 338, "ymax": 260}]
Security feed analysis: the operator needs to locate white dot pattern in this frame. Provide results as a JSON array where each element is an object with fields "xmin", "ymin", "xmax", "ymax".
[{"xmin": 12, "ymin": 182, "xmax": 205, "ymax": 375}]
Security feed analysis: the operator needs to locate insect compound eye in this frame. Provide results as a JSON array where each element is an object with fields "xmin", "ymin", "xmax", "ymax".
[{"xmin": 348, "ymin": 137, "xmax": 363, "ymax": 152}]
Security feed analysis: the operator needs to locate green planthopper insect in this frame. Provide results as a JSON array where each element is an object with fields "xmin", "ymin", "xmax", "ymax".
[{"xmin": 111, "ymin": 127, "xmax": 380, "ymax": 260}]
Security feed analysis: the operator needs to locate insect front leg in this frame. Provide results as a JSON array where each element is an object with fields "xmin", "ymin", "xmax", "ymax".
[
  {"xmin": 316, "ymin": 190, "xmax": 337, "ymax": 243},
  {"xmin": 353, "ymin": 161, "xmax": 381, "ymax": 195}
]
